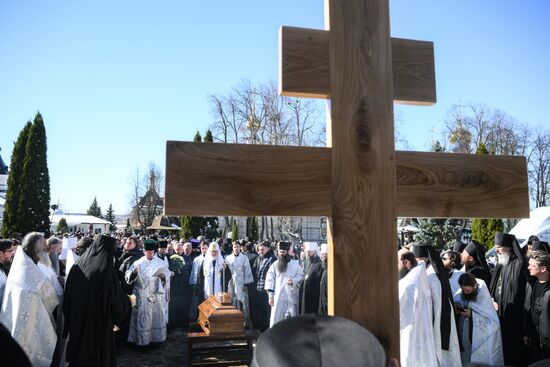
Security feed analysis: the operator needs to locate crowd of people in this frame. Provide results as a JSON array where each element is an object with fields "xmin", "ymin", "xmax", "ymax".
[
  {"xmin": 398, "ymin": 233, "xmax": 550, "ymax": 367},
  {"xmin": 0, "ymin": 231, "xmax": 329, "ymax": 366},
  {"xmin": 0, "ymin": 228, "xmax": 549, "ymax": 366}
]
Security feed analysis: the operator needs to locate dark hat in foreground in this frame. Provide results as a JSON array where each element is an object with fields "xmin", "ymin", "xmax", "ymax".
[
  {"xmin": 251, "ymin": 314, "xmax": 386, "ymax": 367},
  {"xmin": 144, "ymin": 239, "xmax": 157, "ymax": 251},
  {"xmin": 157, "ymin": 240, "xmax": 168, "ymax": 249}
]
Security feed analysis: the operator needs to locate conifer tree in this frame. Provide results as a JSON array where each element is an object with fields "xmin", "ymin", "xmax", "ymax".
[
  {"xmin": 204, "ymin": 129, "xmax": 214, "ymax": 143},
  {"xmin": 56, "ymin": 217, "xmax": 69, "ymax": 233},
  {"xmin": 105, "ymin": 203, "xmax": 116, "ymax": 232},
  {"xmin": 232, "ymin": 220, "xmax": 239, "ymax": 241},
  {"xmin": 87, "ymin": 197, "xmax": 103, "ymax": 218},
  {"xmin": 193, "ymin": 131, "xmax": 202, "ymax": 142},
  {"xmin": 246, "ymin": 216, "xmax": 259, "ymax": 242},
  {"xmin": 17, "ymin": 113, "xmax": 51, "ymax": 234},
  {"xmin": 1, "ymin": 121, "xmax": 32, "ymax": 237},
  {"xmin": 180, "ymin": 216, "xmax": 192, "ymax": 240}
]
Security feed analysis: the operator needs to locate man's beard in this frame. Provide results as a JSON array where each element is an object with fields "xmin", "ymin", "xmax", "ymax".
[
  {"xmin": 497, "ymin": 252, "xmax": 511, "ymax": 266},
  {"xmin": 399, "ymin": 266, "xmax": 410, "ymax": 280},
  {"xmin": 461, "ymin": 289, "xmax": 478, "ymax": 302},
  {"xmin": 277, "ymin": 255, "xmax": 290, "ymax": 273},
  {"xmin": 38, "ymin": 251, "xmax": 52, "ymax": 268}
]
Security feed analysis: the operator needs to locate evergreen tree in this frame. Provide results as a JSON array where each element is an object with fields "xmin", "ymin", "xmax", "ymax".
[
  {"xmin": 87, "ymin": 197, "xmax": 103, "ymax": 218},
  {"xmin": 204, "ymin": 129, "xmax": 214, "ymax": 142},
  {"xmin": 415, "ymin": 218, "xmax": 463, "ymax": 251},
  {"xmin": 432, "ymin": 140, "xmax": 445, "ymax": 152},
  {"xmin": 56, "ymin": 217, "xmax": 69, "ymax": 233},
  {"xmin": 232, "ymin": 220, "xmax": 239, "ymax": 241},
  {"xmin": 471, "ymin": 142, "xmax": 504, "ymax": 250},
  {"xmin": 180, "ymin": 216, "xmax": 192, "ymax": 240},
  {"xmin": 17, "ymin": 113, "xmax": 51, "ymax": 234},
  {"xmin": 193, "ymin": 131, "xmax": 202, "ymax": 142},
  {"xmin": 246, "ymin": 216, "xmax": 259, "ymax": 242},
  {"xmin": 126, "ymin": 218, "xmax": 131, "ymax": 229},
  {"xmin": 105, "ymin": 203, "xmax": 117, "ymax": 232},
  {"xmin": 1, "ymin": 121, "xmax": 32, "ymax": 237}
]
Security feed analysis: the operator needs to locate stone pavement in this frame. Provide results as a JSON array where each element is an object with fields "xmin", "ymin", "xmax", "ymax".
[
  {"xmin": 116, "ymin": 327, "xmax": 253, "ymax": 367},
  {"xmin": 117, "ymin": 329, "xmax": 189, "ymax": 367}
]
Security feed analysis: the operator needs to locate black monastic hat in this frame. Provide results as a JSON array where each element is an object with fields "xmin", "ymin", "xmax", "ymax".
[
  {"xmin": 452, "ymin": 240, "xmax": 466, "ymax": 253},
  {"xmin": 278, "ymin": 241, "xmax": 291, "ymax": 252},
  {"xmin": 144, "ymin": 239, "xmax": 157, "ymax": 251},
  {"xmin": 494, "ymin": 232, "xmax": 516, "ymax": 248},
  {"xmin": 532, "ymin": 241, "xmax": 550, "ymax": 253}
]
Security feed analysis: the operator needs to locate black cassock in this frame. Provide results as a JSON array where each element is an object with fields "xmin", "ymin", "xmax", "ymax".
[
  {"xmin": 490, "ymin": 252, "xmax": 528, "ymax": 366},
  {"xmin": 300, "ymin": 255, "xmax": 323, "ymax": 314},
  {"xmin": 168, "ymin": 255, "xmax": 193, "ymax": 330},
  {"xmin": 63, "ymin": 235, "xmax": 131, "ymax": 367},
  {"xmin": 318, "ymin": 265, "xmax": 328, "ymax": 315}
]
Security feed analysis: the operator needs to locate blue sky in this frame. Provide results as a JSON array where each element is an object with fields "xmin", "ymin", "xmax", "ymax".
[{"xmin": 1, "ymin": 1, "xmax": 548, "ymax": 215}]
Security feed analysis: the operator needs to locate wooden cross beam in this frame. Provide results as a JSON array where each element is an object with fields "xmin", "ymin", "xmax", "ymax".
[{"xmin": 164, "ymin": 0, "xmax": 530, "ymax": 360}]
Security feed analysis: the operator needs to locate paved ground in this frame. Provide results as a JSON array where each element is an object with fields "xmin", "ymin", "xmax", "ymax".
[
  {"xmin": 117, "ymin": 329, "xmax": 189, "ymax": 367},
  {"xmin": 116, "ymin": 325, "xmax": 253, "ymax": 367}
]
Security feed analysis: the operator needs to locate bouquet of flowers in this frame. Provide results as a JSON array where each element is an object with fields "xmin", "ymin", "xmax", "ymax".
[{"xmin": 169, "ymin": 254, "xmax": 185, "ymax": 274}]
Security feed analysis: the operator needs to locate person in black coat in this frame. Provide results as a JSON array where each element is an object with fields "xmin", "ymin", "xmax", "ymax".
[
  {"xmin": 490, "ymin": 232, "xmax": 529, "ymax": 366},
  {"xmin": 63, "ymin": 235, "xmax": 132, "ymax": 367},
  {"xmin": 116, "ymin": 237, "xmax": 143, "ymax": 295},
  {"xmin": 299, "ymin": 242, "xmax": 323, "ymax": 315},
  {"xmin": 524, "ymin": 251, "xmax": 550, "ymax": 363},
  {"xmin": 461, "ymin": 240, "xmax": 492, "ymax": 286},
  {"xmin": 318, "ymin": 244, "xmax": 328, "ymax": 315}
]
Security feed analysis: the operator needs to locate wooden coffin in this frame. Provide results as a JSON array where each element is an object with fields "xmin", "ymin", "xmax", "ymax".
[{"xmin": 198, "ymin": 292, "xmax": 244, "ymax": 336}]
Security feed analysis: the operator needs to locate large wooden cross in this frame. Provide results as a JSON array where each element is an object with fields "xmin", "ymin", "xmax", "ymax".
[{"xmin": 164, "ymin": 0, "xmax": 529, "ymax": 359}]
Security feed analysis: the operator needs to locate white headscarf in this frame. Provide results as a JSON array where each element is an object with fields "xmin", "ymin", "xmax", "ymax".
[{"xmin": 320, "ymin": 243, "xmax": 328, "ymax": 255}]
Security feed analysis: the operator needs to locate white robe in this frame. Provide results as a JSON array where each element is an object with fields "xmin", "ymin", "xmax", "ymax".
[
  {"xmin": 0, "ymin": 247, "xmax": 60, "ymax": 367},
  {"xmin": 189, "ymin": 254, "xmax": 206, "ymax": 320},
  {"xmin": 448, "ymin": 269, "xmax": 464, "ymax": 296},
  {"xmin": 156, "ymin": 254, "xmax": 171, "ymax": 324},
  {"xmin": 454, "ymin": 279, "xmax": 504, "ymax": 366},
  {"xmin": 126, "ymin": 256, "xmax": 168, "ymax": 345},
  {"xmin": 0, "ymin": 267, "xmax": 7, "ymax": 306},
  {"xmin": 190, "ymin": 254, "xmax": 206, "ymax": 286},
  {"xmin": 203, "ymin": 258, "xmax": 224, "ymax": 297},
  {"xmin": 225, "ymin": 253, "xmax": 254, "ymax": 323},
  {"xmin": 264, "ymin": 259, "xmax": 304, "ymax": 327},
  {"xmin": 399, "ymin": 262, "xmax": 438, "ymax": 367},
  {"xmin": 427, "ymin": 266, "xmax": 461, "ymax": 367}
]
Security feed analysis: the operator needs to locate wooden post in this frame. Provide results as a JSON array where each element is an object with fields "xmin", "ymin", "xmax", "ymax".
[{"xmin": 327, "ymin": 0, "xmax": 399, "ymax": 357}]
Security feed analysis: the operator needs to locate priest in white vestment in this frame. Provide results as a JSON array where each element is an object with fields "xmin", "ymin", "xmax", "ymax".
[
  {"xmin": 125, "ymin": 239, "xmax": 168, "ymax": 345},
  {"xmin": 454, "ymin": 272, "xmax": 504, "ymax": 366},
  {"xmin": 265, "ymin": 241, "xmax": 304, "ymax": 327},
  {"xmin": 189, "ymin": 241, "xmax": 208, "ymax": 320},
  {"xmin": 225, "ymin": 241, "xmax": 254, "ymax": 326},
  {"xmin": 413, "ymin": 243, "xmax": 461, "ymax": 367},
  {"xmin": 203, "ymin": 242, "xmax": 226, "ymax": 297},
  {"xmin": 0, "ymin": 232, "xmax": 60, "ymax": 367},
  {"xmin": 398, "ymin": 249, "xmax": 438, "ymax": 367}
]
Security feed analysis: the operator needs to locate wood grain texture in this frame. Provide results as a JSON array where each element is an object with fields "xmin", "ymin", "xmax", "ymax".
[
  {"xmin": 164, "ymin": 141, "xmax": 331, "ymax": 217},
  {"xmin": 327, "ymin": 0, "xmax": 399, "ymax": 358},
  {"xmin": 396, "ymin": 151, "xmax": 529, "ymax": 218},
  {"xmin": 164, "ymin": 142, "xmax": 529, "ymax": 219},
  {"xmin": 279, "ymin": 26, "xmax": 436, "ymax": 105}
]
